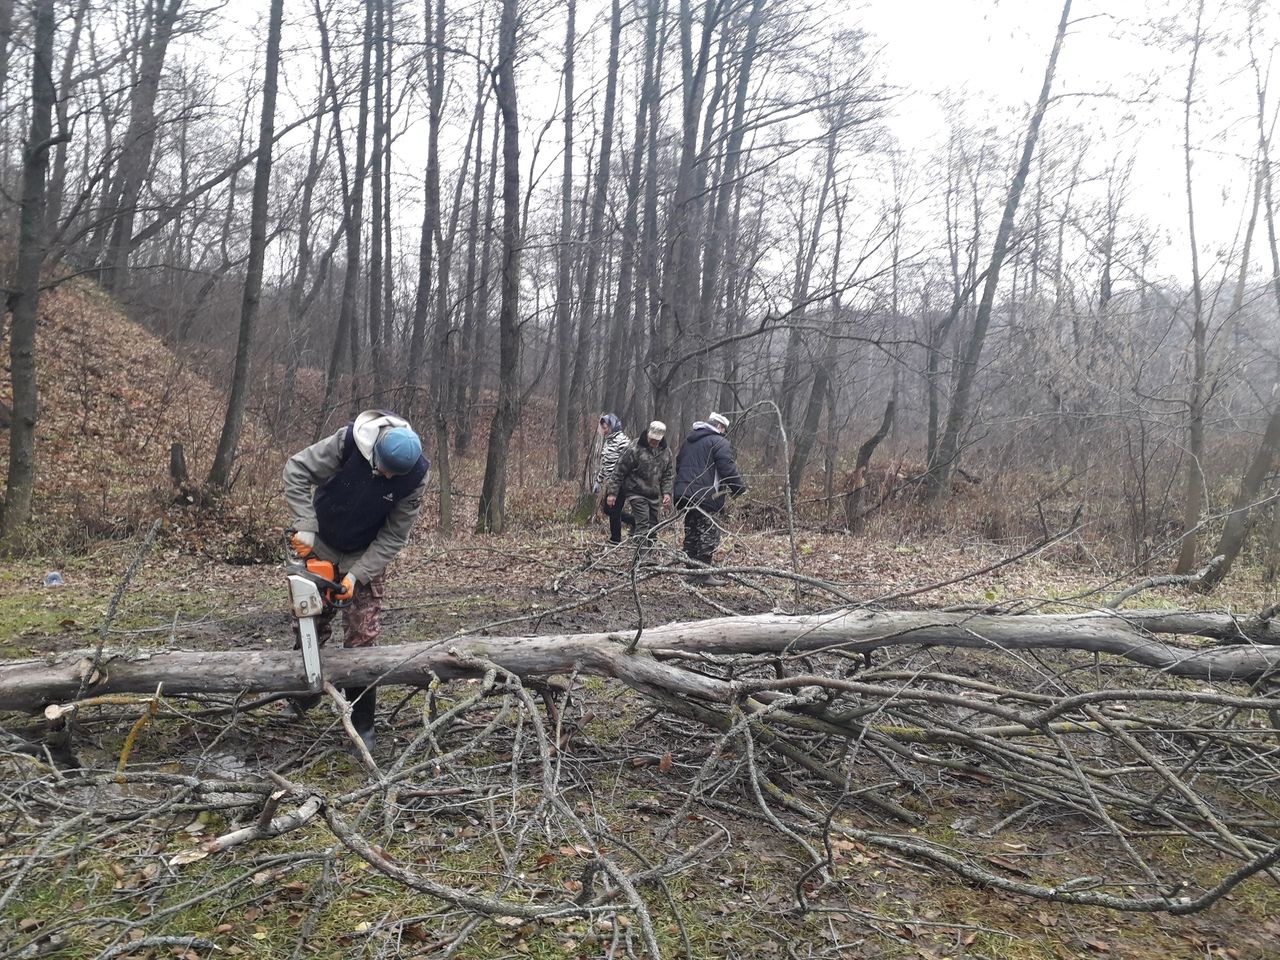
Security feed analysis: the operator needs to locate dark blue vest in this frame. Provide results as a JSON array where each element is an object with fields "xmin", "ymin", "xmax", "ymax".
[{"xmin": 313, "ymin": 423, "xmax": 429, "ymax": 552}]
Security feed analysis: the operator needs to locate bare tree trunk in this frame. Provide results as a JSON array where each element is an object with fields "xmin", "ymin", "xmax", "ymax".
[
  {"xmin": 9, "ymin": 608, "xmax": 1280, "ymax": 712},
  {"xmin": 630, "ymin": 6, "xmax": 668, "ymax": 426},
  {"xmin": 787, "ymin": 128, "xmax": 846, "ymax": 495},
  {"xmin": 279, "ymin": 78, "xmax": 332, "ymax": 416},
  {"xmin": 650, "ymin": 0, "xmax": 718, "ymax": 415},
  {"xmin": 603, "ymin": 0, "xmax": 657, "ymax": 414},
  {"xmin": 695, "ymin": 0, "xmax": 765, "ymax": 383},
  {"xmin": 847, "ymin": 383, "xmax": 897, "ymax": 534},
  {"xmin": 927, "ymin": 0, "xmax": 1072, "ymax": 502},
  {"xmin": 44, "ymin": 0, "xmax": 90, "ymax": 236},
  {"xmin": 476, "ymin": 0, "xmax": 522, "ymax": 533},
  {"xmin": 458, "ymin": 107, "xmax": 501, "ymax": 456},
  {"xmin": 565, "ymin": 0, "xmax": 621, "ymax": 472},
  {"xmin": 1, "ymin": 0, "xmax": 55, "ymax": 547},
  {"xmin": 1176, "ymin": 0, "xmax": 1208, "ymax": 574},
  {"xmin": 100, "ymin": 0, "xmax": 185, "ymax": 292},
  {"xmin": 206, "ymin": 0, "xmax": 284, "ymax": 491},
  {"xmin": 719, "ymin": 185, "xmax": 760, "ymax": 414},
  {"xmin": 1199, "ymin": 40, "xmax": 1280, "ymax": 591},
  {"xmin": 0, "ymin": 0, "xmax": 12, "ymax": 108},
  {"xmin": 927, "ymin": 145, "xmax": 979, "ymax": 469},
  {"xmin": 367, "ymin": 0, "xmax": 387, "ymax": 403},
  {"xmin": 428, "ymin": 0, "xmax": 454, "ymax": 535},
  {"xmin": 382, "ymin": 0, "xmax": 396, "ymax": 364},
  {"xmin": 777, "ymin": 138, "xmax": 836, "ymax": 448},
  {"xmin": 318, "ymin": 0, "xmax": 375, "ymax": 433},
  {"xmin": 553, "ymin": 0, "xmax": 578, "ymax": 480},
  {"xmin": 453, "ymin": 66, "xmax": 491, "ymax": 453}
]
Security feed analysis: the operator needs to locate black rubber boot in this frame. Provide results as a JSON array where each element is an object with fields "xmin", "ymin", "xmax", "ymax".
[
  {"xmin": 698, "ymin": 554, "xmax": 727, "ymax": 587},
  {"xmin": 345, "ymin": 686, "xmax": 377, "ymax": 752}
]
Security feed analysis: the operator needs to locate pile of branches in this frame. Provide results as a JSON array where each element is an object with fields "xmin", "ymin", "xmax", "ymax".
[{"xmin": 3, "ymin": 557, "xmax": 1280, "ymax": 957}]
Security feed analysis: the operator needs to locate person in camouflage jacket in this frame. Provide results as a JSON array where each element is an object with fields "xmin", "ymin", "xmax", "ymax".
[{"xmin": 605, "ymin": 420, "xmax": 673, "ymax": 542}]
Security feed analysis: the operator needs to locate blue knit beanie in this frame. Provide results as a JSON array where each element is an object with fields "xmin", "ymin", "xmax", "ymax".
[{"xmin": 375, "ymin": 426, "xmax": 422, "ymax": 475}]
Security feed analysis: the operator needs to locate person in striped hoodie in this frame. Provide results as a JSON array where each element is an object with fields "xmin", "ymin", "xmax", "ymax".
[{"xmin": 594, "ymin": 413, "xmax": 632, "ymax": 543}]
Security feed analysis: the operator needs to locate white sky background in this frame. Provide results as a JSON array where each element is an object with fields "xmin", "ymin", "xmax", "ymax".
[
  {"xmin": 203, "ymin": 0, "xmax": 1279, "ymax": 294},
  {"xmin": 856, "ymin": 0, "xmax": 1275, "ymax": 283}
]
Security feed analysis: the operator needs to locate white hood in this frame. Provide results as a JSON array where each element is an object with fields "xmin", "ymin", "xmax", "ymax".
[{"xmin": 351, "ymin": 410, "xmax": 412, "ymax": 466}]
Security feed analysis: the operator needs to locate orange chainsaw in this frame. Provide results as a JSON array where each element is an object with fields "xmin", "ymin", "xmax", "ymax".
[{"xmin": 285, "ymin": 537, "xmax": 349, "ymax": 692}]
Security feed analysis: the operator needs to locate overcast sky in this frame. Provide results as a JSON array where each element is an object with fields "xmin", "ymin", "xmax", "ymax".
[
  {"xmin": 208, "ymin": 0, "xmax": 1275, "ymax": 286},
  {"xmin": 858, "ymin": 0, "xmax": 1272, "ymax": 279}
]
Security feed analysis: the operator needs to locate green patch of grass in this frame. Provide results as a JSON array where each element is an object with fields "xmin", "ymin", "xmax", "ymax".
[{"xmin": 0, "ymin": 591, "xmax": 92, "ymax": 655}]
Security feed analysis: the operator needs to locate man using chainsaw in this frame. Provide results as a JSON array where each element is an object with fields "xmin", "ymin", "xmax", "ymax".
[{"xmin": 282, "ymin": 409, "xmax": 430, "ymax": 751}]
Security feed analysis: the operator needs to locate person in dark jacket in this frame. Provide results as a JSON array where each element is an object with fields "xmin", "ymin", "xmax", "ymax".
[
  {"xmin": 674, "ymin": 412, "xmax": 746, "ymax": 585},
  {"xmin": 605, "ymin": 420, "xmax": 673, "ymax": 545},
  {"xmin": 282, "ymin": 409, "xmax": 430, "ymax": 751}
]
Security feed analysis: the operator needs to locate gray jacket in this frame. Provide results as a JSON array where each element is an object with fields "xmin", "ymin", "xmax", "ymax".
[{"xmin": 283, "ymin": 412, "xmax": 428, "ymax": 583}]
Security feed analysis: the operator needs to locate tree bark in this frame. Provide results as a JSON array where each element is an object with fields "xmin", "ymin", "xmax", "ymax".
[
  {"xmin": 603, "ymin": 0, "xmax": 659, "ymax": 415},
  {"xmin": 476, "ymin": 0, "xmax": 523, "ymax": 533},
  {"xmin": 1176, "ymin": 0, "xmax": 1208, "ymax": 574},
  {"xmin": 278, "ymin": 77, "xmax": 334, "ymax": 416},
  {"xmin": 100, "ymin": 0, "xmax": 185, "ymax": 292},
  {"xmin": 787, "ymin": 124, "xmax": 846, "ymax": 495},
  {"xmin": 650, "ymin": 0, "xmax": 719, "ymax": 415},
  {"xmin": 846, "ymin": 386, "xmax": 897, "ymax": 534},
  {"xmin": 630, "ymin": 0, "xmax": 668, "ymax": 425},
  {"xmin": 7, "ymin": 608, "xmax": 1280, "ymax": 712},
  {"xmin": 694, "ymin": 0, "xmax": 765, "ymax": 399},
  {"xmin": 1199, "ymin": 49, "xmax": 1280, "ymax": 592},
  {"xmin": 317, "ymin": 0, "xmax": 375, "ymax": 433},
  {"xmin": 429, "ymin": 0, "xmax": 454, "ymax": 536},
  {"xmin": 1, "ymin": 0, "xmax": 56, "ymax": 547},
  {"xmin": 44, "ymin": 0, "xmax": 90, "ymax": 237},
  {"xmin": 553, "ymin": 0, "xmax": 577, "ymax": 480},
  {"xmin": 0, "ymin": 0, "xmax": 12, "ymax": 109},
  {"xmin": 454, "ymin": 82, "xmax": 494, "ymax": 455},
  {"xmin": 565, "ymin": 0, "xmax": 621, "ymax": 472},
  {"xmin": 367, "ymin": 0, "xmax": 387, "ymax": 401},
  {"xmin": 206, "ymin": 0, "xmax": 284, "ymax": 491},
  {"xmin": 458, "ymin": 107, "xmax": 502, "ymax": 456}
]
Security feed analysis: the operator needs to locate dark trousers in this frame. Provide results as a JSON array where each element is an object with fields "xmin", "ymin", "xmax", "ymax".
[
  {"xmin": 680, "ymin": 500, "xmax": 721, "ymax": 563},
  {"xmin": 602, "ymin": 495, "xmax": 634, "ymax": 544}
]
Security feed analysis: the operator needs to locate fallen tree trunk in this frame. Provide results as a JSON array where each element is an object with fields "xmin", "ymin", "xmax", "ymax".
[{"xmin": 4, "ymin": 608, "xmax": 1280, "ymax": 712}]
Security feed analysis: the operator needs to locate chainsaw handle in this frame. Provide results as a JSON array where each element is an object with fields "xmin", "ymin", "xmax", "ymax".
[
  {"xmin": 284, "ymin": 529, "xmax": 352, "ymax": 606},
  {"xmin": 286, "ymin": 561, "xmax": 344, "ymax": 594}
]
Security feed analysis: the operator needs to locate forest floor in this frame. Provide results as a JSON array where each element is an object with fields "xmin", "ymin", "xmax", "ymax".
[{"xmin": 3, "ymin": 521, "xmax": 1280, "ymax": 960}]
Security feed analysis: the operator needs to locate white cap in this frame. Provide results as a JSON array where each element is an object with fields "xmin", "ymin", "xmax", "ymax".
[
  {"xmin": 708, "ymin": 412, "xmax": 730, "ymax": 431},
  {"xmin": 647, "ymin": 420, "xmax": 667, "ymax": 438}
]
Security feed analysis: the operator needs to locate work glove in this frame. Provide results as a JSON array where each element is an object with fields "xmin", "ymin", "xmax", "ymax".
[
  {"xmin": 290, "ymin": 530, "xmax": 315, "ymax": 557},
  {"xmin": 333, "ymin": 574, "xmax": 356, "ymax": 603}
]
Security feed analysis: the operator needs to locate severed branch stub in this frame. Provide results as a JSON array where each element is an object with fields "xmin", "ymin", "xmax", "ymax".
[{"xmin": 1106, "ymin": 554, "xmax": 1226, "ymax": 608}]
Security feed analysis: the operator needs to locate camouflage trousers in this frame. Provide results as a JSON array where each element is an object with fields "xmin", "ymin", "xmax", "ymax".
[
  {"xmin": 625, "ymin": 496, "xmax": 662, "ymax": 539},
  {"xmin": 292, "ymin": 573, "xmax": 385, "ymax": 650},
  {"xmin": 680, "ymin": 503, "xmax": 721, "ymax": 563}
]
